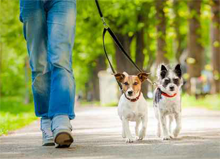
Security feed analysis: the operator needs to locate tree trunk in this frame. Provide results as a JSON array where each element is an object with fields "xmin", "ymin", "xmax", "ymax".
[
  {"xmin": 187, "ymin": 0, "xmax": 204, "ymax": 78},
  {"xmin": 155, "ymin": 0, "xmax": 169, "ymax": 66},
  {"xmin": 211, "ymin": 0, "xmax": 220, "ymax": 93},
  {"xmin": 173, "ymin": 0, "xmax": 186, "ymax": 62},
  {"xmin": 135, "ymin": 15, "xmax": 145, "ymax": 70},
  {"xmin": 115, "ymin": 33, "xmax": 135, "ymax": 74},
  {"xmin": 135, "ymin": 13, "xmax": 149, "ymax": 95},
  {"xmin": 91, "ymin": 55, "xmax": 107, "ymax": 101}
]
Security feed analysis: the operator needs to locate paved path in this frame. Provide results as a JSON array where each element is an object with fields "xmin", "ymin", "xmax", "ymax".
[{"xmin": 0, "ymin": 106, "xmax": 220, "ymax": 159}]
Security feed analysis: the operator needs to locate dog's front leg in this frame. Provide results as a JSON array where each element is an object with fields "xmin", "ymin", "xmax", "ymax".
[
  {"xmin": 168, "ymin": 115, "xmax": 174, "ymax": 137},
  {"xmin": 139, "ymin": 116, "xmax": 148, "ymax": 140},
  {"xmin": 135, "ymin": 120, "xmax": 140, "ymax": 138},
  {"xmin": 122, "ymin": 117, "xmax": 134, "ymax": 143},
  {"xmin": 173, "ymin": 113, "xmax": 181, "ymax": 138},
  {"xmin": 159, "ymin": 113, "xmax": 170, "ymax": 140},
  {"xmin": 155, "ymin": 110, "xmax": 161, "ymax": 137},
  {"xmin": 122, "ymin": 125, "xmax": 126, "ymax": 138}
]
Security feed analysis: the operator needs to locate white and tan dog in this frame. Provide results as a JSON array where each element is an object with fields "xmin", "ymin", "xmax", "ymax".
[
  {"xmin": 115, "ymin": 72, "xmax": 149, "ymax": 143},
  {"xmin": 153, "ymin": 64, "xmax": 183, "ymax": 140}
]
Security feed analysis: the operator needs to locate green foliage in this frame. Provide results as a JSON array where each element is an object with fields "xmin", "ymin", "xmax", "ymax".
[
  {"xmin": 0, "ymin": 0, "xmax": 215, "ymax": 97},
  {"xmin": 0, "ymin": 0, "xmax": 28, "ymax": 96},
  {"xmin": 0, "ymin": 97, "xmax": 37, "ymax": 136}
]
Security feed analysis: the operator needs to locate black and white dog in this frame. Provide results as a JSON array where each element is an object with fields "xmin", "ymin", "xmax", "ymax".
[{"xmin": 153, "ymin": 64, "xmax": 183, "ymax": 140}]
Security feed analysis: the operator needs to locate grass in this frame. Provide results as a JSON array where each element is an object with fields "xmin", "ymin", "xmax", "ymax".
[
  {"xmin": 0, "ymin": 96, "xmax": 37, "ymax": 136},
  {"xmin": 182, "ymin": 94, "xmax": 220, "ymax": 111}
]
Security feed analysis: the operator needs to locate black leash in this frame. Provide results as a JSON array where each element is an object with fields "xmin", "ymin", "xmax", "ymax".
[{"xmin": 95, "ymin": 0, "xmax": 144, "ymax": 90}]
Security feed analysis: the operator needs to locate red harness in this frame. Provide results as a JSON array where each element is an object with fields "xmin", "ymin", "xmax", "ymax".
[{"xmin": 125, "ymin": 92, "xmax": 141, "ymax": 102}]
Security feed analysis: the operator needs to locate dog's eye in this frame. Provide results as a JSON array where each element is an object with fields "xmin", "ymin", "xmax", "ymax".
[
  {"xmin": 173, "ymin": 78, "xmax": 179, "ymax": 84},
  {"xmin": 133, "ymin": 82, "xmax": 138, "ymax": 85},
  {"xmin": 124, "ymin": 82, "xmax": 129, "ymax": 86},
  {"xmin": 165, "ymin": 79, "xmax": 170, "ymax": 84}
]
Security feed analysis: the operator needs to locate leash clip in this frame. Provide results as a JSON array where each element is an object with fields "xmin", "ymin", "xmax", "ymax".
[
  {"xmin": 101, "ymin": 17, "xmax": 108, "ymax": 29},
  {"xmin": 147, "ymin": 79, "xmax": 158, "ymax": 87}
]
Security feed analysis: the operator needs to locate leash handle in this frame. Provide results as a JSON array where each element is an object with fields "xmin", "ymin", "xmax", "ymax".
[{"xmin": 147, "ymin": 78, "xmax": 158, "ymax": 87}]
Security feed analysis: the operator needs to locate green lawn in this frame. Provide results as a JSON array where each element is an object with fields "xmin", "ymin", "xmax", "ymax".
[
  {"xmin": 0, "ymin": 97, "xmax": 37, "ymax": 136},
  {"xmin": 182, "ymin": 94, "xmax": 220, "ymax": 111}
]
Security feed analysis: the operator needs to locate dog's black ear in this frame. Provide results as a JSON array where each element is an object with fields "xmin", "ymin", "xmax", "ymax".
[
  {"xmin": 114, "ymin": 73, "xmax": 125, "ymax": 83},
  {"xmin": 174, "ymin": 64, "xmax": 182, "ymax": 78},
  {"xmin": 160, "ymin": 64, "xmax": 168, "ymax": 79},
  {"xmin": 137, "ymin": 72, "xmax": 150, "ymax": 82}
]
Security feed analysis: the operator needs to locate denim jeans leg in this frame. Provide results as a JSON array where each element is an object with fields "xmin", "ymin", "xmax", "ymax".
[
  {"xmin": 46, "ymin": 0, "xmax": 77, "ymax": 119},
  {"xmin": 20, "ymin": 0, "xmax": 51, "ymax": 118}
]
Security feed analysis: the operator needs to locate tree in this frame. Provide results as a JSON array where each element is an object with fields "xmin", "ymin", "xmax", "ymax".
[
  {"xmin": 155, "ymin": 0, "xmax": 168, "ymax": 66},
  {"xmin": 173, "ymin": 0, "xmax": 187, "ymax": 62},
  {"xmin": 211, "ymin": 0, "xmax": 220, "ymax": 93},
  {"xmin": 187, "ymin": 0, "xmax": 204, "ymax": 79},
  {"xmin": 90, "ymin": 55, "xmax": 107, "ymax": 101}
]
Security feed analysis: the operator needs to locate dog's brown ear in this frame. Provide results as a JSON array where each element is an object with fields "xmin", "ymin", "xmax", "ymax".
[
  {"xmin": 114, "ymin": 73, "xmax": 125, "ymax": 83},
  {"xmin": 137, "ymin": 72, "xmax": 150, "ymax": 82}
]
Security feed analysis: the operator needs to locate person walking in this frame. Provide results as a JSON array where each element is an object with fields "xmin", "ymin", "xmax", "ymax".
[{"xmin": 19, "ymin": 0, "xmax": 76, "ymax": 148}]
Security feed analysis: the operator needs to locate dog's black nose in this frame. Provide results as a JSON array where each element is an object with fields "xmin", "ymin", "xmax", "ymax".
[
  {"xmin": 128, "ymin": 91, "xmax": 133, "ymax": 96},
  {"xmin": 170, "ymin": 86, "xmax": 174, "ymax": 91}
]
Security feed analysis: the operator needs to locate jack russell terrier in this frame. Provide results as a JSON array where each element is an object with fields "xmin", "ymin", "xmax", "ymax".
[
  {"xmin": 115, "ymin": 72, "xmax": 149, "ymax": 143},
  {"xmin": 153, "ymin": 64, "xmax": 183, "ymax": 140}
]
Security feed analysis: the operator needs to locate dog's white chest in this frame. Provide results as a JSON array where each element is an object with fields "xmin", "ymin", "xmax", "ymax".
[
  {"xmin": 159, "ymin": 96, "xmax": 181, "ymax": 114},
  {"xmin": 118, "ymin": 94, "xmax": 147, "ymax": 122},
  {"xmin": 125, "ymin": 106, "xmax": 143, "ymax": 121}
]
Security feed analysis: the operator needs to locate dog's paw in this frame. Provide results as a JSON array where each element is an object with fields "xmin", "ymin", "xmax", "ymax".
[
  {"xmin": 138, "ymin": 129, "xmax": 146, "ymax": 140},
  {"xmin": 122, "ymin": 130, "xmax": 126, "ymax": 138},
  {"xmin": 125, "ymin": 138, "xmax": 134, "ymax": 143},
  {"xmin": 173, "ymin": 129, "xmax": 180, "ymax": 138},
  {"xmin": 168, "ymin": 133, "xmax": 174, "ymax": 139},
  {"xmin": 169, "ymin": 135, "xmax": 174, "ymax": 139},
  {"xmin": 135, "ymin": 136, "xmax": 139, "ymax": 141},
  {"xmin": 162, "ymin": 136, "xmax": 171, "ymax": 140},
  {"xmin": 173, "ymin": 133, "xmax": 179, "ymax": 138},
  {"xmin": 138, "ymin": 135, "xmax": 144, "ymax": 140},
  {"xmin": 156, "ymin": 131, "xmax": 161, "ymax": 138}
]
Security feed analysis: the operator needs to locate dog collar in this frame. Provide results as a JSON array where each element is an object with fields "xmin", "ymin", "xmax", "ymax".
[
  {"xmin": 161, "ymin": 91, "xmax": 177, "ymax": 98},
  {"xmin": 125, "ymin": 92, "xmax": 141, "ymax": 102}
]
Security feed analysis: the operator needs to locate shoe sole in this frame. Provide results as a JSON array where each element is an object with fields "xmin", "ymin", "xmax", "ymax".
[
  {"xmin": 54, "ymin": 132, "xmax": 74, "ymax": 148},
  {"xmin": 42, "ymin": 142, "xmax": 55, "ymax": 146}
]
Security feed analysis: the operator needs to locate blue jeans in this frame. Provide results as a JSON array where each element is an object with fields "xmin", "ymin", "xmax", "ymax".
[{"xmin": 20, "ymin": 0, "xmax": 76, "ymax": 119}]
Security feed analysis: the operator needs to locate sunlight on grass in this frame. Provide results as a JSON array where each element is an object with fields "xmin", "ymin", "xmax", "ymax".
[
  {"xmin": 182, "ymin": 94, "xmax": 220, "ymax": 110},
  {"xmin": 0, "ymin": 97, "xmax": 37, "ymax": 136}
]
